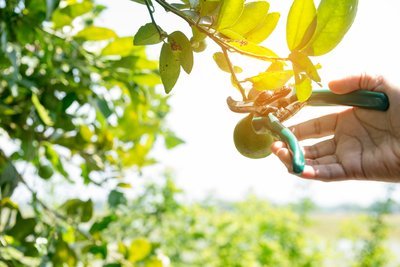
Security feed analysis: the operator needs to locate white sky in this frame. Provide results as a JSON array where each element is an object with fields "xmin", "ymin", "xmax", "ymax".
[{"xmin": 85, "ymin": 0, "xmax": 400, "ymax": 206}]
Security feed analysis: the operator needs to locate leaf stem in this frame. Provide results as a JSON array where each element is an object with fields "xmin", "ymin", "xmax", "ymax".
[
  {"xmin": 222, "ymin": 48, "xmax": 247, "ymax": 100},
  {"xmin": 144, "ymin": 0, "xmax": 165, "ymax": 39}
]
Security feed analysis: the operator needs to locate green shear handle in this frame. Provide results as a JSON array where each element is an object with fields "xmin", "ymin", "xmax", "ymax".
[
  {"xmin": 309, "ymin": 89, "xmax": 389, "ymax": 111},
  {"xmin": 252, "ymin": 89, "xmax": 389, "ymax": 174}
]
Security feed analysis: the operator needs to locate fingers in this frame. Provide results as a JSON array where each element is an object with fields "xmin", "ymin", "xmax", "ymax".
[
  {"xmin": 301, "ymin": 164, "xmax": 347, "ymax": 182},
  {"xmin": 328, "ymin": 73, "xmax": 385, "ymax": 94},
  {"xmin": 290, "ymin": 113, "xmax": 338, "ymax": 141},
  {"xmin": 271, "ymin": 141, "xmax": 347, "ymax": 182},
  {"xmin": 306, "ymin": 155, "xmax": 337, "ymax": 165},
  {"xmin": 303, "ymin": 138, "xmax": 336, "ymax": 159},
  {"xmin": 271, "ymin": 141, "xmax": 292, "ymax": 171}
]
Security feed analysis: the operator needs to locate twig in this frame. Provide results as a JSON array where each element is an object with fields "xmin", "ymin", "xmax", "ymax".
[
  {"xmin": 144, "ymin": 0, "xmax": 165, "ymax": 39},
  {"xmin": 18, "ymin": 170, "xmax": 93, "ymax": 241},
  {"xmin": 222, "ymin": 48, "xmax": 247, "ymax": 100}
]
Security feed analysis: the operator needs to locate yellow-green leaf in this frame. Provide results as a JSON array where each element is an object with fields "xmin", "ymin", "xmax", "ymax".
[
  {"xmin": 286, "ymin": 0, "xmax": 317, "ymax": 51},
  {"xmin": 134, "ymin": 23, "xmax": 165, "ymax": 46},
  {"xmin": 212, "ymin": 52, "xmax": 242, "ymax": 73},
  {"xmin": 247, "ymin": 70, "xmax": 293, "ymax": 91},
  {"xmin": 191, "ymin": 26, "xmax": 207, "ymax": 43},
  {"xmin": 146, "ymin": 257, "xmax": 163, "ymax": 267},
  {"xmin": 132, "ymin": 73, "xmax": 161, "ymax": 87},
  {"xmin": 79, "ymin": 125, "xmax": 92, "ymax": 142},
  {"xmin": 199, "ymin": 0, "xmax": 220, "ymax": 17},
  {"xmin": 295, "ymin": 75, "xmax": 312, "ymax": 102},
  {"xmin": 215, "ymin": 0, "xmax": 244, "ymax": 30},
  {"xmin": 245, "ymin": 12, "xmax": 280, "ymax": 44},
  {"xmin": 226, "ymin": 40, "xmax": 279, "ymax": 60},
  {"xmin": 168, "ymin": 31, "xmax": 194, "ymax": 74},
  {"xmin": 129, "ymin": 238, "xmax": 152, "ymax": 262},
  {"xmin": 75, "ymin": 26, "xmax": 117, "ymax": 41},
  {"xmin": 219, "ymin": 29, "xmax": 245, "ymax": 40},
  {"xmin": 223, "ymin": 1, "xmax": 270, "ymax": 37},
  {"xmin": 31, "ymin": 93, "xmax": 54, "ymax": 126},
  {"xmin": 159, "ymin": 42, "xmax": 181, "ymax": 94},
  {"xmin": 266, "ymin": 61, "xmax": 285, "ymax": 72},
  {"xmin": 52, "ymin": 10, "xmax": 72, "ymax": 29},
  {"xmin": 289, "ymin": 50, "xmax": 320, "ymax": 82},
  {"xmin": 117, "ymin": 182, "xmax": 132, "ymax": 188},
  {"xmin": 102, "ymin": 37, "xmax": 138, "ymax": 56},
  {"xmin": 303, "ymin": 0, "xmax": 358, "ymax": 56}
]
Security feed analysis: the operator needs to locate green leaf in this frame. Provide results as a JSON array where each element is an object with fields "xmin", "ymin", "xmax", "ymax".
[
  {"xmin": 159, "ymin": 42, "xmax": 181, "ymax": 93},
  {"xmin": 87, "ymin": 244, "xmax": 108, "ymax": 259},
  {"xmin": 89, "ymin": 215, "xmax": 117, "ymax": 234},
  {"xmin": 222, "ymin": 1, "xmax": 270, "ymax": 38},
  {"xmin": 164, "ymin": 131, "xmax": 185, "ymax": 149},
  {"xmin": 96, "ymin": 98, "xmax": 112, "ymax": 118},
  {"xmin": 75, "ymin": 26, "xmax": 117, "ymax": 41},
  {"xmin": 212, "ymin": 52, "xmax": 242, "ymax": 73},
  {"xmin": 61, "ymin": 199, "xmax": 93, "ymax": 223},
  {"xmin": 289, "ymin": 50, "xmax": 321, "ymax": 82},
  {"xmin": 46, "ymin": 0, "xmax": 60, "ymax": 20},
  {"xmin": 44, "ymin": 142, "xmax": 68, "ymax": 178},
  {"xmin": 245, "ymin": 12, "xmax": 280, "ymax": 44},
  {"xmin": 132, "ymin": 73, "xmax": 162, "ymax": 87},
  {"xmin": 129, "ymin": 238, "xmax": 152, "ymax": 262},
  {"xmin": 226, "ymin": 40, "xmax": 279, "ymax": 60},
  {"xmin": 191, "ymin": 26, "xmax": 207, "ymax": 43},
  {"xmin": 247, "ymin": 70, "xmax": 293, "ymax": 91},
  {"xmin": 215, "ymin": 0, "xmax": 245, "ymax": 30},
  {"xmin": 52, "ymin": 237, "xmax": 77, "ymax": 267},
  {"xmin": 117, "ymin": 182, "xmax": 132, "ymax": 188},
  {"xmin": 303, "ymin": 0, "xmax": 358, "ymax": 56},
  {"xmin": 0, "ymin": 160, "xmax": 19, "ymax": 198},
  {"xmin": 102, "ymin": 37, "xmax": 137, "ymax": 56},
  {"xmin": 79, "ymin": 125, "xmax": 92, "ymax": 142},
  {"xmin": 199, "ymin": 0, "xmax": 220, "ymax": 16},
  {"xmin": 295, "ymin": 74, "xmax": 312, "ymax": 102},
  {"xmin": 134, "ymin": 23, "xmax": 164, "ymax": 46},
  {"xmin": 168, "ymin": 31, "xmax": 194, "ymax": 74},
  {"xmin": 108, "ymin": 190, "xmax": 127, "ymax": 208},
  {"xmin": 7, "ymin": 213, "xmax": 36, "ymax": 241},
  {"xmin": 31, "ymin": 93, "xmax": 54, "ymax": 126},
  {"xmin": 63, "ymin": 1, "xmax": 93, "ymax": 18},
  {"xmin": 286, "ymin": 0, "xmax": 317, "ymax": 51}
]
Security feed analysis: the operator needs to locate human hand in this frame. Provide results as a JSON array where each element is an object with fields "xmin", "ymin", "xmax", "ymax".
[{"xmin": 272, "ymin": 73, "xmax": 400, "ymax": 182}]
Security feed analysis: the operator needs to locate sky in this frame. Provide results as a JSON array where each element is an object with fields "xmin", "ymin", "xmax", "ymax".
[{"xmin": 83, "ymin": 0, "xmax": 400, "ymax": 206}]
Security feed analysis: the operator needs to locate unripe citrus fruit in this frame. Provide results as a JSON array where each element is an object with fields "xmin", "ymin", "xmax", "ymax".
[
  {"xmin": 233, "ymin": 115, "xmax": 274, "ymax": 159},
  {"xmin": 38, "ymin": 164, "xmax": 54, "ymax": 180}
]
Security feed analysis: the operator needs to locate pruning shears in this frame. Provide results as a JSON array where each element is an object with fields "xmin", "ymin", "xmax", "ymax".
[{"xmin": 227, "ymin": 88, "xmax": 389, "ymax": 174}]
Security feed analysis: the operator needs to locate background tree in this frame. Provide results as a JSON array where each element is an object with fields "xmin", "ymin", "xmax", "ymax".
[{"xmin": 0, "ymin": 0, "xmax": 181, "ymax": 265}]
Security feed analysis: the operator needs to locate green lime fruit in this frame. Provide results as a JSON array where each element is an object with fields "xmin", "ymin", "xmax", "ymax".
[
  {"xmin": 233, "ymin": 115, "xmax": 274, "ymax": 159},
  {"xmin": 38, "ymin": 164, "xmax": 54, "ymax": 180}
]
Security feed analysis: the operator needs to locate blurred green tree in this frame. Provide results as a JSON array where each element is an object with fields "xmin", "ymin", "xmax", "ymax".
[{"xmin": 0, "ymin": 0, "xmax": 181, "ymax": 265}]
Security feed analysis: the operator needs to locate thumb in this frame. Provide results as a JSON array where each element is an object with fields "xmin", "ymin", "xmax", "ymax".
[{"xmin": 328, "ymin": 73, "xmax": 384, "ymax": 94}]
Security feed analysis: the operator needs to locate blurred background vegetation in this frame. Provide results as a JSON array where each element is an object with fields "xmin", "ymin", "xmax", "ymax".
[{"xmin": 0, "ymin": 0, "xmax": 399, "ymax": 266}]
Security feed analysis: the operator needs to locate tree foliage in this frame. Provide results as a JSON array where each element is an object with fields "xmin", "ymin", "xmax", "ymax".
[
  {"xmin": 134, "ymin": 0, "xmax": 358, "ymax": 101},
  {"xmin": 0, "ymin": 0, "xmax": 181, "ymax": 265}
]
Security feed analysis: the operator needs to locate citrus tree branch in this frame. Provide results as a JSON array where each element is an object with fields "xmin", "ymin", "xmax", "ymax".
[
  {"xmin": 222, "ymin": 48, "xmax": 247, "ymax": 100},
  {"xmin": 151, "ymin": 0, "xmax": 288, "ymax": 62}
]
